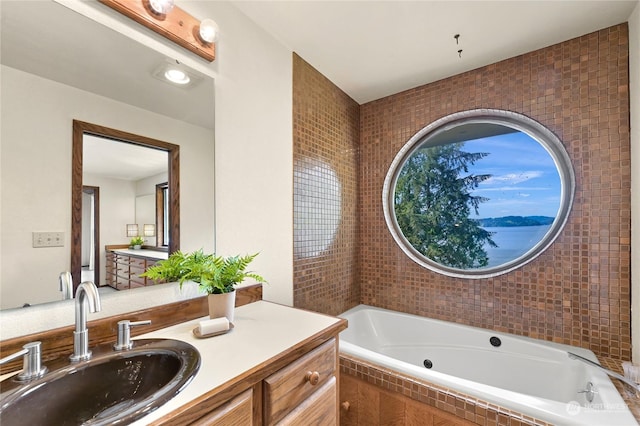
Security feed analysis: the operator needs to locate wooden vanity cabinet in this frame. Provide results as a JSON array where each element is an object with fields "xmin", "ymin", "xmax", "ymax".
[
  {"xmin": 189, "ymin": 389, "xmax": 254, "ymax": 426},
  {"xmin": 275, "ymin": 378, "xmax": 336, "ymax": 425},
  {"xmin": 263, "ymin": 338, "xmax": 337, "ymax": 425},
  {"xmin": 168, "ymin": 338, "xmax": 340, "ymax": 426},
  {"xmin": 105, "ymin": 250, "xmax": 161, "ymax": 290}
]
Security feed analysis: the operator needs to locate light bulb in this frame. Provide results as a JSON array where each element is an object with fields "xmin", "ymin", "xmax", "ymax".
[
  {"xmin": 164, "ymin": 69, "xmax": 190, "ymax": 85},
  {"xmin": 149, "ymin": 0, "xmax": 174, "ymax": 15},
  {"xmin": 199, "ymin": 19, "xmax": 219, "ymax": 43}
]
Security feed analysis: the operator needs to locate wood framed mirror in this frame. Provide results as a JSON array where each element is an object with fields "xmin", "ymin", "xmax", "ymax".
[{"xmin": 71, "ymin": 120, "xmax": 180, "ymax": 290}]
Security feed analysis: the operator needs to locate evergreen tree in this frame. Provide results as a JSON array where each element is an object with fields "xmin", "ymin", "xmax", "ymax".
[{"xmin": 394, "ymin": 142, "xmax": 497, "ymax": 268}]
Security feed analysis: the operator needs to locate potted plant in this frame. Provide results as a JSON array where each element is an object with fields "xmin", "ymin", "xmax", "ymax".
[
  {"xmin": 130, "ymin": 236, "xmax": 145, "ymax": 249},
  {"xmin": 141, "ymin": 249, "xmax": 266, "ymax": 322}
]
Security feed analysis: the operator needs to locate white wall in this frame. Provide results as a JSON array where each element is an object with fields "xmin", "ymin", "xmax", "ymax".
[
  {"xmin": 177, "ymin": 1, "xmax": 294, "ymax": 305},
  {"xmin": 629, "ymin": 2, "xmax": 639, "ymax": 363},
  {"xmin": 135, "ymin": 171, "xmax": 167, "ymax": 245},
  {"xmin": 0, "ymin": 65, "xmax": 214, "ymax": 309},
  {"xmin": 83, "ymin": 173, "xmax": 137, "ymax": 285},
  {"xmin": 136, "ymin": 172, "xmax": 168, "ymax": 197},
  {"xmin": 1, "ymin": 0, "xmax": 291, "ymax": 335}
]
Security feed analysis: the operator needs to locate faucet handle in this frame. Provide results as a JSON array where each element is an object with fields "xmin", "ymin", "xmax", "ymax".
[
  {"xmin": 0, "ymin": 341, "xmax": 48, "ymax": 382},
  {"xmin": 113, "ymin": 320, "xmax": 152, "ymax": 351}
]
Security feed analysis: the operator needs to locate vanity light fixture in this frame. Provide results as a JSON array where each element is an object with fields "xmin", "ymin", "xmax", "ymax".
[
  {"xmin": 148, "ymin": 0, "xmax": 174, "ymax": 15},
  {"xmin": 100, "ymin": 0, "xmax": 216, "ymax": 62},
  {"xmin": 198, "ymin": 19, "xmax": 219, "ymax": 44},
  {"xmin": 126, "ymin": 224, "xmax": 139, "ymax": 237},
  {"xmin": 143, "ymin": 224, "xmax": 156, "ymax": 237}
]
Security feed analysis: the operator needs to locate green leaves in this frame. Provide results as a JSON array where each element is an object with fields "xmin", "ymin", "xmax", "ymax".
[
  {"xmin": 130, "ymin": 236, "xmax": 145, "ymax": 246},
  {"xmin": 141, "ymin": 250, "xmax": 266, "ymax": 294},
  {"xmin": 394, "ymin": 142, "xmax": 496, "ymax": 269}
]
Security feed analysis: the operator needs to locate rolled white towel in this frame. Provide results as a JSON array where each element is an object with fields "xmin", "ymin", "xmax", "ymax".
[{"xmin": 198, "ymin": 317, "xmax": 230, "ymax": 335}]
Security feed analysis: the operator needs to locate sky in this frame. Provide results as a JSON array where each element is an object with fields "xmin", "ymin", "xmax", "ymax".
[{"xmin": 462, "ymin": 131, "xmax": 561, "ymax": 219}]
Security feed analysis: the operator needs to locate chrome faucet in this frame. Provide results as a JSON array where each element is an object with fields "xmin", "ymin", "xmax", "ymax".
[
  {"xmin": 69, "ymin": 281, "xmax": 101, "ymax": 362},
  {"xmin": 568, "ymin": 352, "xmax": 640, "ymax": 396},
  {"xmin": 59, "ymin": 271, "xmax": 73, "ymax": 300}
]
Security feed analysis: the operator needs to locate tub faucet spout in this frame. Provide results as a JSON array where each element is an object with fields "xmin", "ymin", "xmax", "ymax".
[
  {"xmin": 568, "ymin": 352, "xmax": 640, "ymax": 397},
  {"xmin": 70, "ymin": 281, "xmax": 101, "ymax": 362}
]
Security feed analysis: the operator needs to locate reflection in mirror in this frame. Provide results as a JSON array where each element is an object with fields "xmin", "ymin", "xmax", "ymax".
[
  {"xmin": 75, "ymin": 127, "xmax": 176, "ymax": 288},
  {"xmin": 384, "ymin": 110, "xmax": 575, "ymax": 279},
  {"xmin": 136, "ymin": 195, "xmax": 156, "ymax": 240},
  {"xmin": 0, "ymin": 1, "xmax": 215, "ymax": 314}
]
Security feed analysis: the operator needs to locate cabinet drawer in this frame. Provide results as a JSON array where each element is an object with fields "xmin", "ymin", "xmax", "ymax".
[
  {"xmin": 130, "ymin": 276, "xmax": 146, "ymax": 287},
  {"xmin": 129, "ymin": 266, "xmax": 145, "ymax": 277},
  {"xmin": 190, "ymin": 388, "xmax": 253, "ymax": 426},
  {"xmin": 277, "ymin": 376, "xmax": 336, "ymax": 426},
  {"xmin": 105, "ymin": 272, "xmax": 116, "ymax": 287},
  {"xmin": 130, "ymin": 257, "xmax": 146, "ymax": 268},
  {"xmin": 263, "ymin": 338, "xmax": 336, "ymax": 424},
  {"xmin": 114, "ymin": 276, "xmax": 130, "ymax": 290}
]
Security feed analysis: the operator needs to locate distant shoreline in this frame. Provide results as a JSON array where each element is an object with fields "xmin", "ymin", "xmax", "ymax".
[{"xmin": 477, "ymin": 215, "xmax": 555, "ymax": 227}]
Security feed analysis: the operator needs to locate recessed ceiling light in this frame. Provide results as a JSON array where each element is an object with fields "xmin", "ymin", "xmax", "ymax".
[
  {"xmin": 152, "ymin": 60, "xmax": 203, "ymax": 88},
  {"xmin": 164, "ymin": 68, "xmax": 190, "ymax": 85}
]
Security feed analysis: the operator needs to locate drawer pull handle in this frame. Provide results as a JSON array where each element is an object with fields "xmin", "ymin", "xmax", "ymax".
[
  {"xmin": 305, "ymin": 371, "xmax": 320, "ymax": 385},
  {"xmin": 341, "ymin": 401, "xmax": 351, "ymax": 411}
]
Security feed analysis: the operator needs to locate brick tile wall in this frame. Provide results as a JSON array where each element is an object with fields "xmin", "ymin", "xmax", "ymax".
[
  {"xmin": 293, "ymin": 24, "xmax": 630, "ymax": 360},
  {"xmin": 292, "ymin": 54, "xmax": 361, "ymax": 315},
  {"xmin": 359, "ymin": 24, "xmax": 630, "ymax": 360}
]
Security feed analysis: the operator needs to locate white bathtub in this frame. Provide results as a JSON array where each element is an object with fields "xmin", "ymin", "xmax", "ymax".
[{"xmin": 339, "ymin": 305, "xmax": 638, "ymax": 426}]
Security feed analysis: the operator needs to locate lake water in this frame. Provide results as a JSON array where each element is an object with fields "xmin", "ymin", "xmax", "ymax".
[{"xmin": 482, "ymin": 225, "xmax": 552, "ymax": 267}]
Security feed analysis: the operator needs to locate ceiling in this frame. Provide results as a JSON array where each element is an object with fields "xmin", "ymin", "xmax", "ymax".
[
  {"xmin": 231, "ymin": 0, "xmax": 638, "ymax": 104},
  {"xmin": 84, "ymin": 135, "xmax": 168, "ymax": 181}
]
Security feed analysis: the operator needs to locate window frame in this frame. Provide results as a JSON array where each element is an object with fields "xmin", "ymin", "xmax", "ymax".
[
  {"xmin": 382, "ymin": 109, "xmax": 575, "ymax": 279},
  {"xmin": 156, "ymin": 182, "xmax": 170, "ymax": 247}
]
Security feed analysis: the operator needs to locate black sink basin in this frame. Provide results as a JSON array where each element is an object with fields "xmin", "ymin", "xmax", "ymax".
[{"xmin": 0, "ymin": 339, "xmax": 200, "ymax": 425}]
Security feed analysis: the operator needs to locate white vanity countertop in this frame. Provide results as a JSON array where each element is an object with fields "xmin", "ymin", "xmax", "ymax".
[
  {"xmin": 111, "ymin": 249, "xmax": 169, "ymax": 260},
  {"xmin": 130, "ymin": 301, "xmax": 343, "ymax": 425}
]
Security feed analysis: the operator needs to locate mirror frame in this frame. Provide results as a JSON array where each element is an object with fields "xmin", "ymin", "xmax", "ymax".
[
  {"xmin": 383, "ymin": 109, "xmax": 575, "ymax": 279},
  {"xmin": 71, "ymin": 120, "xmax": 180, "ymax": 289}
]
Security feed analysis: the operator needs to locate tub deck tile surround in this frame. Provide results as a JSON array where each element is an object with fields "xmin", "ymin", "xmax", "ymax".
[
  {"xmin": 340, "ymin": 353, "xmax": 640, "ymax": 426},
  {"xmin": 600, "ymin": 357, "xmax": 640, "ymax": 422}
]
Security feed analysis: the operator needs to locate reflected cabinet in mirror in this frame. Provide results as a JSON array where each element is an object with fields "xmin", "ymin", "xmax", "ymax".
[{"xmin": 0, "ymin": 1, "xmax": 215, "ymax": 312}]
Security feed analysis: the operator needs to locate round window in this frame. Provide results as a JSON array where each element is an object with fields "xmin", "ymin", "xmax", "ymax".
[{"xmin": 383, "ymin": 109, "xmax": 575, "ymax": 278}]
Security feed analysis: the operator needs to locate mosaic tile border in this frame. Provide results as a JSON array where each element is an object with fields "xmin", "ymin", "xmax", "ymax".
[
  {"xmin": 341, "ymin": 353, "xmax": 552, "ymax": 426},
  {"xmin": 341, "ymin": 354, "xmax": 640, "ymax": 425}
]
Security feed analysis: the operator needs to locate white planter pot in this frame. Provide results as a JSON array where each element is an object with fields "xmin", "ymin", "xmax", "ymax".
[{"xmin": 207, "ymin": 290, "xmax": 236, "ymax": 322}]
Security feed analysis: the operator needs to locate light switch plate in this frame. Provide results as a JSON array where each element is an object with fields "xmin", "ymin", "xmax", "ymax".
[{"xmin": 32, "ymin": 232, "xmax": 64, "ymax": 248}]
